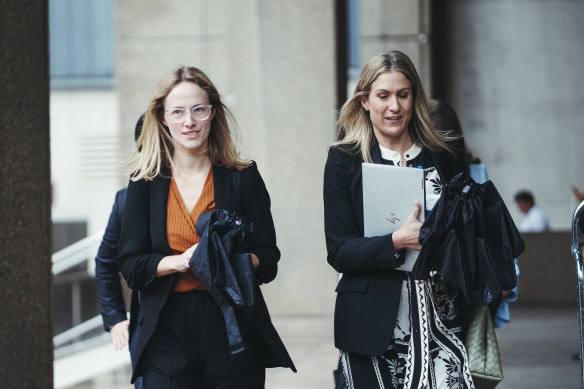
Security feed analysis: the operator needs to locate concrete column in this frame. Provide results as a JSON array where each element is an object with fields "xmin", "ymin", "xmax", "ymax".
[
  {"xmin": 253, "ymin": 0, "xmax": 338, "ymax": 314},
  {"xmin": 0, "ymin": 1, "xmax": 53, "ymax": 387},
  {"xmin": 359, "ymin": 0, "xmax": 432, "ymax": 92}
]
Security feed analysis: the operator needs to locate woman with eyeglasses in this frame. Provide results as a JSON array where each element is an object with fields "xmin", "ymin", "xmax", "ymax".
[
  {"xmin": 323, "ymin": 51, "xmax": 474, "ymax": 388},
  {"xmin": 117, "ymin": 66, "xmax": 295, "ymax": 388}
]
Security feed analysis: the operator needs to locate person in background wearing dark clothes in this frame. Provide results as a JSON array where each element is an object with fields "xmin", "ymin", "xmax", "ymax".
[
  {"xmin": 117, "ymin": 66, "xmax": 295, "ymax": 388},
  {"xmin": 324, "ymin": 51, "xmax": 473, "ymax": 388},
  {"xmin": 428, "ymin": 99, "xmax": 519, "ymax": 329},
  {"xmin": 95, "ymin": 114, "xmax": 145, "ymax": 389}
]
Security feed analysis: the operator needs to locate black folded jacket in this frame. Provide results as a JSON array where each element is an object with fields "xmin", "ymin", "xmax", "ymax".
[
  {"xmin": 188, "ymin": 209, "xmax": 256, "ymax": 353},
  {"xmin": 412, "ymin": 173, "xmax": 525, "ymax": 306}
]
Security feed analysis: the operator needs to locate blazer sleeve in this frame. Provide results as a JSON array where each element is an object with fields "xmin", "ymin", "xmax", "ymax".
[
  {"xmin": 240, "ymin": 162, "xmax": 281, "ymax": 285},
  {"xmin": 94, "ymin": 189, "xmax": 127, "ymax": 330},
  {"xmin": 117, "ymin": 178, "xmax": 166, "ymax": 291},
  {"xmin": 323, "ymin": 146, "xmax": 404, "ymax": 274}
]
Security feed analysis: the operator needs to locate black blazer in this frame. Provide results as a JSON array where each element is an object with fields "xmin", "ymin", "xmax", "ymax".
[
  {"xmin": 117, "ymin": 162, "xmax": 296, "ymax": 382},
  {"xmin": 323, "ymin": 138, "xmax": 467, "ymax": 356}
]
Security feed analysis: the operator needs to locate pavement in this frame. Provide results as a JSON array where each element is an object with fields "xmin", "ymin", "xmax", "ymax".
[
  {"xmin": 494, "ymin": 305, "xmax": 581, "ymax": 389},
  {"xmin": 68, "ymin": 304, "xmax": 582, "ymax": 389}
]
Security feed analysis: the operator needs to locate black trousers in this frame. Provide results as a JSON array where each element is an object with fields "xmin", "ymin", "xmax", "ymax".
[{"xmin": 141, "ymin": 290, "xmax": 265, "ymax": 389}]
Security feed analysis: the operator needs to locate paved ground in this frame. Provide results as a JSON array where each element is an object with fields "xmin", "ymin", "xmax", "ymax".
[
  {"xmin": 69, "ymin": 305, "xmax": 582, "ymax": 388},
  {"xmin": 495, "ymin": 305, "xmax": 581, "ymax": 389}
]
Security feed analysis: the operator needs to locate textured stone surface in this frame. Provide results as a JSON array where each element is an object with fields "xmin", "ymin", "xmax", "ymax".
[
  {"xmin": 0, "ymin": 1, "xmax": 53, "ymax": 387},
  {"xmin": 515, "ymin": 232, "xmax": 578, "ymax": 304}
]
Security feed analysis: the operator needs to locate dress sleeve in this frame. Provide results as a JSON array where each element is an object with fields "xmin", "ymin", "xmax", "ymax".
[{"xmin": 323, "ymin": 146, "xmax": 403, "ymax": 274}]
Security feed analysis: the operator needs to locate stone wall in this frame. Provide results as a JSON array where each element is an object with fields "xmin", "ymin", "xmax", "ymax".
[
  {"xmin": 360, "ymin": 0, "xmax": 432, "ymax": 92},
  {"xmin": 515, "ymin": 232, "xmax": 579, "ymax": 305}
]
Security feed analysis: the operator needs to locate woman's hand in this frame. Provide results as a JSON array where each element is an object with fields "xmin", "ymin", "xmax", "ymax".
[
  {"xmin": 156, "ymin": 243, "xmax": 198, "ymax": 276},
  {"xmin": 110, "ymin": 320, "xmax": 129, "ymax": 350},
  {"xmin": 250, "ymin": 253, "xmax": 259, "ymax": 270},
  {"xmin": 392, "ymin": 202, "xmax": 422, "ymax": 251}
]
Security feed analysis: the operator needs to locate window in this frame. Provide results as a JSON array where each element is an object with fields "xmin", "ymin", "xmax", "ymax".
[{"xmin": 49, "ymin": 0, "xmax": 115, "ymax": 89}]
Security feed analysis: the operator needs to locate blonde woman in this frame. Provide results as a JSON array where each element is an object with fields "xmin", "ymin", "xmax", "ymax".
[
  {"xmin": 118, "ymin": 66, "xmax": 295, "ymax": 388},
  {"xmin": 323, "ymin": 51, "xmax": 473, "ymax": 388}
]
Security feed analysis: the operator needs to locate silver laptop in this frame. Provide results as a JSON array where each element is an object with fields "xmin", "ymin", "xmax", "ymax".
[{"xmin": 362, "ymin": 163, "xmax": 425, "ymax": 272}]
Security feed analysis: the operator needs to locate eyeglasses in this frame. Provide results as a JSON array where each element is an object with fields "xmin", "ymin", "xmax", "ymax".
[{"xmin": 164, "ymin": 105, "xmax": 213, "ymax": 123}]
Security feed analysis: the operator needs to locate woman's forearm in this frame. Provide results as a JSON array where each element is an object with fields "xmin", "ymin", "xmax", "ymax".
[{"xmin": 156, "ymin": 244, "xmax": 197, "ymax": 277}]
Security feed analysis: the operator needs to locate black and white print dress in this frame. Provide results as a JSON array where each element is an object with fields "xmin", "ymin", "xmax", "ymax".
[{"xmin": 340, "ymin": 144, "xmax": 474, "ymax": 389}]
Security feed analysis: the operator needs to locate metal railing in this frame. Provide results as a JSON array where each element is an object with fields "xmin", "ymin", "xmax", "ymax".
[
  {"xmin": 52, "ymin": 230, "xmax": 103, "ymax": 275},
  {"xmin": 53, "ymin": 314, "xmax": 104, "ymax": 349},
  {"xmin": 53, "ymin": 230, "xmax": 104, "ymax": 336},
  {"xmin": 571, "ymin": 201, "xmax": 584, "ymax": 389}
]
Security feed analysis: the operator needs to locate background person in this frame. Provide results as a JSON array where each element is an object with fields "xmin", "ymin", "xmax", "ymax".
[
  {"xmin": 514, "ymin": 189, "xmax": 550, "ymax": 232},
  {"xmin": 95, "ymin": 114, "xmax": 144, "ymax": 388},
  {"xmin": 323, "ymin": 51, "xmax": 473, "ymax": 388},
  {"xmin": 117, "ymin": 66, "xmax": 295, "ymax": 388}
]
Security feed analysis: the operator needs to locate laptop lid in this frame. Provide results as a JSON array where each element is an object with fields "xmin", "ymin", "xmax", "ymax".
[{"xmin": 362, "ymin": 162, "xmax": 425, "ymax": 271}]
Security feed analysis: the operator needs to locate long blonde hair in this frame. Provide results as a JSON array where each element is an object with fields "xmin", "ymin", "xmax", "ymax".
[
  {"xmin": 336, "ymin": 51, "xmax": 456, "ymax": 162},
  {"xmin": 129, "ymin": 66, "xmax": 249, "ymax": 181}
]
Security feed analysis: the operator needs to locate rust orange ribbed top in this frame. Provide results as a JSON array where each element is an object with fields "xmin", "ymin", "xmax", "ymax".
[{"xmin": 167, "ymin": 168, "xmax": 215, "ymax": 292}]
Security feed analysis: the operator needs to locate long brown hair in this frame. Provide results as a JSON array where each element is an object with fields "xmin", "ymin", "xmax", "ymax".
[
  {"xmin": 428, "ymin": 99, "xmax": 480, "ymax": 164},
  {"xmin": 129, "ymin": 66, "xmax": 249, "ymax": 181},
  {"xmin": 336, "ymin": 51, "xmax": 456, "ymax": 162}
]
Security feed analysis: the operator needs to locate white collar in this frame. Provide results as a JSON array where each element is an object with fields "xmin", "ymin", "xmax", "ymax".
[{"xmin": 378, "ymin": 143, "xmax": 422, "ymax": 166}]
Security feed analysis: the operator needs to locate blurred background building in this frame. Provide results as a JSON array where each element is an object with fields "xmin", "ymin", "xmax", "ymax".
[{"xmin": 4, "ymin": 0, "xmax": 580, "ymax": 387}]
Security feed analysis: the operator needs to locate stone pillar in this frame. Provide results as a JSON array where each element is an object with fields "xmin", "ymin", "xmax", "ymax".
[
  {"xmin": 359, "ymin": 0, "xmax": 432, "ymax": 93},
  {"xmin": 0, "ymin": 1, "xmax": 53, "ymax": 387}
]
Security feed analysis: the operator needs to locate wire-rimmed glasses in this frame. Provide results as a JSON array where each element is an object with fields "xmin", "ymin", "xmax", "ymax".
[{"xmin": 164, "ymin": 105, "xmax": 213, "ymax": 123}]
